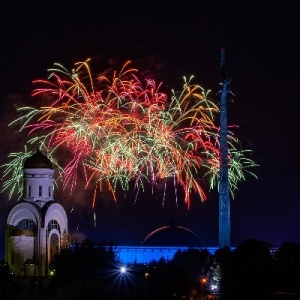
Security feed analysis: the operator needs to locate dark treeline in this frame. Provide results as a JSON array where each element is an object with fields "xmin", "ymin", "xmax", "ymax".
[{"xmin": 1, "ymin": 239, "xmax": 300, "ymax": 300}]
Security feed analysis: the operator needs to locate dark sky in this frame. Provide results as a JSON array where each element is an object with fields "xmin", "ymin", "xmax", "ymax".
[{"xmin": 1, "ymin": 0, "xmax": 300, "ymax": 258}]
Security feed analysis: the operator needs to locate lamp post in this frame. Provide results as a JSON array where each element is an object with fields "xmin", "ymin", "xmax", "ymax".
[
  {"xmin": 201, "ymin": 277, "xmax": 207, "ymax": 300},
  {"xmin": 120, "ymin": 266, "xmax": 126, "ymax": 299},
  {"xmin": 144, "ymin": 271, "xmax": 150, "ymax": 300}
]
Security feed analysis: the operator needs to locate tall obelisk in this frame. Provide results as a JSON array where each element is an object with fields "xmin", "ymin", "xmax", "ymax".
[{"xmin": 219, "ymin": 49, "xmax": 231, "ymax": 248}]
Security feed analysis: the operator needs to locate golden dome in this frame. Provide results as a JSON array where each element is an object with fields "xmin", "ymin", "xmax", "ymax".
[{"xmin": 24, "ymin": 149, "xmax": 53, "ymax": 169}]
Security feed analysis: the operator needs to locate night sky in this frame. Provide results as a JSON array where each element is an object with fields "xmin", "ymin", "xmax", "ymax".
[{"xmin": 1, "ymin": 0, "xmax": 300, "ymax": 259}]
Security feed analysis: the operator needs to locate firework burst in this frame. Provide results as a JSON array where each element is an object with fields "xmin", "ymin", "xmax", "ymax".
[{"xmin": 1, "ymin": 59, "xmax": 258, "ymax": 207}]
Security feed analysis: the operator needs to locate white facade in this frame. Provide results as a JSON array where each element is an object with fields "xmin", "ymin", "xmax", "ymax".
[{"xmin": 5, "ymin": 149, "xmax": 69, "ymax": 276}]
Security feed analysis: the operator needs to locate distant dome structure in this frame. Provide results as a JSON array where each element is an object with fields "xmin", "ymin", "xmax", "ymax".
[
  {"xmin": 24, "ymin": 149, "xmax": 53, "ymax": 169},
  {"xmin": 142, "ymin": 225, "xmax": 203, "ymax": 247}
]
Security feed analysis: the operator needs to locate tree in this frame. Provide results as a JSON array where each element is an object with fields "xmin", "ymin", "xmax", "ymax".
[
  {"xmin": 145, "ymin": 258, "xmax": 192, "ymax": 299},
  {"xmin": 0, "ymin": 260, "xmax": 20, "ymax": 300},
  {"xmin": 216, "ymin": 239, "xmax": 274, "ymax": 300},
  {"xmin": 46, "ymin": 239, "xmax": 120, "ymax": 299},
  {"xmin": 172, "ymin": 248, "xmax": 213, "ymax": 282},
  {"xmin": 273, "ymin": 241, "xmax": 300, "ymax": 293}
]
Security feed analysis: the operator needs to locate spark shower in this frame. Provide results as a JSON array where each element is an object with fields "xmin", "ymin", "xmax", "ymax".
[{"xmin": 1, "ymin": 59, "xmax": 258, "ymax": 209}]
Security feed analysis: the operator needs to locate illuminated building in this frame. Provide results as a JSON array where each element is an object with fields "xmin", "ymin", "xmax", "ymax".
[
  {"xmin": 117, "ymin": 225, "xmax": 221, "ymax": 263},
  {"xmin": 5, "ymin": 149, "xmax": 69, "ymax": 276}
]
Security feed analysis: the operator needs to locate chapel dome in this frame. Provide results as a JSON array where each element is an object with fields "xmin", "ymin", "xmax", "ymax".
[
  {"xmin": 24, "ymin": 149, "xmax": 53, "ymax": 169},
  {"xmin": 142, "ymin": 225, "xmax": 203, "ymax": 247}
]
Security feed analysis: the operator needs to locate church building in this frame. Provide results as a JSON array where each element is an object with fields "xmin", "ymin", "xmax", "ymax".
[{"xmin": 5, "ymin": 149, "xmax": 69, "ymax": 276}]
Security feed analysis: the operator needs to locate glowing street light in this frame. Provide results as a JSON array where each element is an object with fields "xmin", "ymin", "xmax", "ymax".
[
  {"xmin": 119, "ymin": 265, "xmax": 127, "ymax": 299},
  {"xmin": 201, "ymin": 277, "xmax": 207, "ymax": 299},
  {"xmin": 144, "ymin": 271, "xmax": 150, "ymax": 300},
  {"xmin": 120, "ymin": 266, "xmax": 127, "ymax": 274}
]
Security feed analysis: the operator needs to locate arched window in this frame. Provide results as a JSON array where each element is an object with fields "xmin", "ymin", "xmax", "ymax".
[
  {"xmin": 28, "ymin": 185, "xmax": 31, "ymax": 197},
  {"xmin": 48, "ymin": 186, "xmax": 51, "ymax": 197},
  {"xmin": 47, "ymin": 220, "xmax": 60, "ymax": 237},
  {"xmin": 47, "ymin": 220, "xmax": 60, "ymax": 231},
  {"xmin": 17, "ymin": 219, "xmax": 35, "ymax": 230},
  {"xmin": 50, "ymin": 234, "xmax": 59, "ymax": 260}
]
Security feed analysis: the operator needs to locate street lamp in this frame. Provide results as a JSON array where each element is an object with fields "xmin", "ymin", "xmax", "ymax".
[
  {"xmin": 120, "ymin": 266, "xmax": 127, "ymax": 274},
  {"xmin": 144, "ymin": 271, "xmax": 150, "ymax": 300},
  {"xmin": 201, "ymin": 277, "xmax": 207, "ymax": 299},
  {"xmin": 119, "ymin": 266, "xmax": 127, "ymax": 299}
]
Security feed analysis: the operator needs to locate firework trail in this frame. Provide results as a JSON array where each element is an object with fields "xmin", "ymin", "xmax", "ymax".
[{"xmin": 1, "ymin": 59, "xmax": 258, "ymax": 207}]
